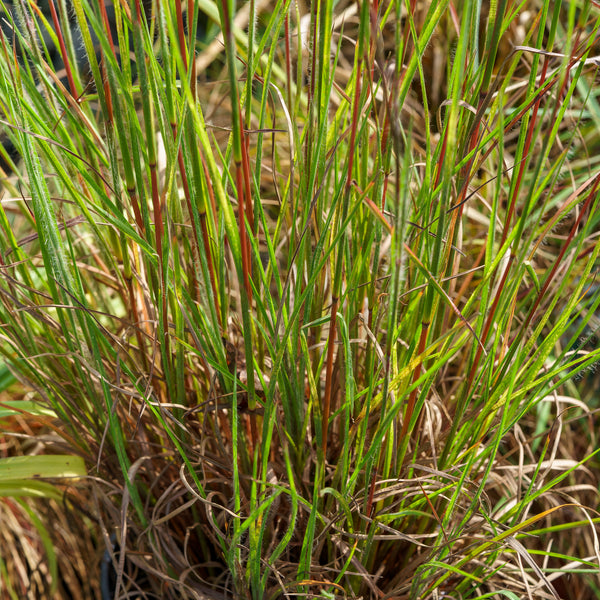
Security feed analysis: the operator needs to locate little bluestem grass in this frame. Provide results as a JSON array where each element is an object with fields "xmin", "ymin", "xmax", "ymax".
[{"xmin": 0, "ymin": 0, "xmax": 600, "ymax": 598}]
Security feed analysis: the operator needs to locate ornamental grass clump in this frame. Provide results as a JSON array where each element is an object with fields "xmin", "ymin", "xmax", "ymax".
[{"xmin": 1, "ymin": 0, "xmax": 600, "ymax": 598}]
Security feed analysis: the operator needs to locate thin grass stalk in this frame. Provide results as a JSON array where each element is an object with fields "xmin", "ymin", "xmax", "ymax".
[
  {"xmin": 188, "ymin": 0, "xmax": 197, "ymax": 100},
  {"xmin": 391, "ymin": 2, "xmax": 450, "ymax": 462},
  {"xmin": 218, "ymin": 0, "xmax": 253, "ymax": 299},
  {"xmin": 216, "ymin": 0, "xmax": 258, "ymax": 443},
  {"xmin": 162, "ymin": 2, "xmax": 219, "ymax": 323},
  {"xmin": 175, "ymin": 13, "xmax": 221, "ymax": 328},
  {"xmin": 175, "ymin": 0, "xmax": 188, "ymax": 72},
  {"xmin": 243, "ymin": 0, "xmax": 256, "ymax": 241},
  {"xmin": 500, "ymin": 47, "xmax": 548, "ymax": 247},
  {"xmin": 135, "ymin": 2, "xmax": 164, "ymax": 295},
  {"xmin": 100, "ymin": 2, "xmax": 149, "ymax": 370},
  {"xmin": 322, "ymin": 45, "xmax": 362, "ymax": 458},
  {"xmin": 47, "ymin": 0, "xmax": 77, "ymax": 97}
]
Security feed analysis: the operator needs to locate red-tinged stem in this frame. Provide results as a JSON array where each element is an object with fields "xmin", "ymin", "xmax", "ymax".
[
  {"xmin": 419, "ymin": 481, "xmax": 448, "ymax": 544},
  {"xmin": 236, "ymin": 107, "xmax": 253, "ymax": 303},
  {"xmin": 456, "ymin": 104, "xmax": 485, "ymax": 218},
  {"xmin": 371, "ymin": 0, "xmax": 379, "ymax": 24},
  {"xmin": 125, "ymin": 276, "xmax": 149, "ymax": 373},
  {"xmin": 134, "ymin": 0, "xmax": 143, "ymax": 23},
  {"xmin": 466, "ymin": 84, "xmax": 552, "ymax": 184},
  {"xmin": 48, "ymin": 0, "xmax": 77, "ymax": 97},
  {"xmin": 200, "ymin": 153, "xmax": 218, "ymax": 228},
  {"xmin": 501, "ymin": 58, "xmax": 549, "ymax": 247},
  {"xmin": 400, "ymin": 320, "xmax": 429, "ymax": 440},
  {"xmin": 98, "ymin": 0, "xmax": 116, "ymax": 52},
  {"xmin": 175, "ymin": 0, "xmax": 188, "ymax": 71},
  {"xmin": 126, "ymin": 185, "xmax": 145, "ymax": 234},
  {"xmin": 97, "ymin": 0, "xmax": 117, "ymax": 124},
  {"xmin": 189, "ymin": 0, "xmax": 196, "ymax": 100},
  {"xmin": 235, "ymin": 148, "xmax": 256, "ymax": 442},
  {"xmin": 577, "ymin": 243, "xmax": 598, "ymax": 261},
  {"xmin": 448, "ymin": 1, "xmax": 460, "ymax": 34},
  {"xmin": 150, "ymin": 164, "xmax": 164, "ymax": 271},
  {"xmin": 220, "ymin": 0, "xmax": 252, "ymax": 305},
  {"xmin": 236, "ymin": 166, "xmax": 252, "ymax": 304},
  {"xmin": 242, "ymin": 132, "xmax": 254, "ymax": 232}
]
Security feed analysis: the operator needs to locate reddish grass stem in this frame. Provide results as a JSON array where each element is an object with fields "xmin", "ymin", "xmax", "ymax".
[{"xmin": 47, "ymin": 0, "xmax": 77, "ymax": 98}]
